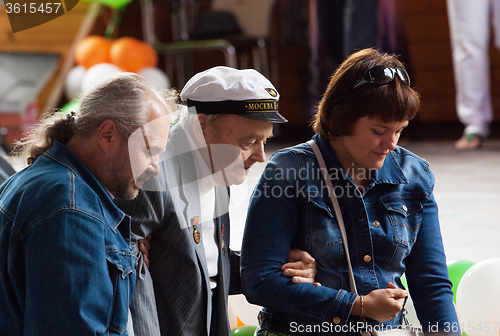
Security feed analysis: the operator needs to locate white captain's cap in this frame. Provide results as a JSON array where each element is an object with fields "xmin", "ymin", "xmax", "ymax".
[{"xmin": 180, "ymin": 66, "xmax": 287, "ymax": 123}]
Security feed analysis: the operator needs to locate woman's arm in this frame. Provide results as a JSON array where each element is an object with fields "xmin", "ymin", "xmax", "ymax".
[
  {"xmin": 404, "ymin": 188, "xmax": 460, "ymax": 334},
  {"xmin": 241, "ymin": 151, "xmax": 357, "ymax": 324}
]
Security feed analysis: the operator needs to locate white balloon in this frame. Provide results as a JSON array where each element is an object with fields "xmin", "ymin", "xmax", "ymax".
[
  {"xmin": 138, "ymin": 66, "xmax": 171, "ymax": 91},
  {"xmin": 456, "ymin": 258, "xmax": 500, "ymax": 336},
  {"xmin": 64, "ymin": 65, "xmax": 86, "ymax": 101},
  {"xmin": 227, "ymin": 294, "xmax": 261, "ymax": 328},
  {"xmin": 81, "ymin": 63, "xmax": 122, "ymax": 94}
]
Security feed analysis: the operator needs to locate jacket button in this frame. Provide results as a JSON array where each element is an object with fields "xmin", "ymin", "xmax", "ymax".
[
  {"xmin": 372, "ymin": 220, "xmax": 380, "ymax": 227},
  {"xmin": 333, "ymin": 317, "xmax": 341, "ymax": 324},
  {"xmin": 363, "ymin": 255, "xmax": 372, "ymax": 263},
  {"xmin": 402, "ymin": 205, "xmax": 408, "ymax": 212}
]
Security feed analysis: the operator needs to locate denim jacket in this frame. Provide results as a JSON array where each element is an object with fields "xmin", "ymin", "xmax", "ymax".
[
  {"xmin": 0, "ymin": 141, "xmax": 135, "ymax": 336},
  {"xmin": 241, "ymin": 134, "xmax": 459, "ymax": 335}
]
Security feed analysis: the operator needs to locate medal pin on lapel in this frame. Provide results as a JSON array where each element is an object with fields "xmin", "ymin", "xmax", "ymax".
[{"xmin": 193, "ymin": 216, "xmax": 201, "ymax": 244}]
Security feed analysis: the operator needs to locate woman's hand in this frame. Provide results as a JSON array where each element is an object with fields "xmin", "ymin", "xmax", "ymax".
[
  {"xmin": 364, "ymin": 282, "xmax": 407, "ymax": 322},
  {"xmin": 281, "ymin": 249, "xmax": 322, "ymax": 286}
]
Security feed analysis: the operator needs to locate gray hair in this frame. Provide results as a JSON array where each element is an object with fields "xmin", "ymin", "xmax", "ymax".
[
  {"xmin": 178, "ymin": 104, "xmax": 219, "ymax": 132},
  {"xmin": 14, "ymin": 72, "xmax": 177, "ymax": 165}
]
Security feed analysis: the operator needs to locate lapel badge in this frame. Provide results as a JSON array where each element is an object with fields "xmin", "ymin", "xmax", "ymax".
[
  {"xmin": 192, "ymin": 216, "xmax": 201, "ymax": 244},
  {"xmin": 221, "ymin": 223, "xmax": 226, "ymax": 254}
]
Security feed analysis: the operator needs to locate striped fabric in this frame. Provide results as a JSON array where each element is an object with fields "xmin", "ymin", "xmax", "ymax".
[{"xmin": 116, "ymin": 124, "xmax": 239, "ymax": 336}]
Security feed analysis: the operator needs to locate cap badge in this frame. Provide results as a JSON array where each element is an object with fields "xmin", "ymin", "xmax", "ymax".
[{"xmin": 265, "ymin": 88, "xmax": 278, "ymax": 97}]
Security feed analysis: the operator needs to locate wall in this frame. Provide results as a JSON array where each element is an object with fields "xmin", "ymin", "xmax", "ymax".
[{"xmin": 0, "ymin": 1, "xmax": 97, "ymax": 115}]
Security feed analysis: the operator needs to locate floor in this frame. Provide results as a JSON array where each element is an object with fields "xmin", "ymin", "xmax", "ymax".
[
  {"xmin": 401, "ymin": 139, "xmax": 500, "ymax": 263},
  {"xmin": 229, "ymin": 139, "xmax": 500, "ymax": 264}
]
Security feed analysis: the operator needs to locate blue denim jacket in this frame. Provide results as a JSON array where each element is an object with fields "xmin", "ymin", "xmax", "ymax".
[
  {"xmin": 0, "ymin": 141, "xmax": 135, "ymax": 335},
  {"xmin": 241, "ymin": 134, "xmax": 459, "ymax": 335}
]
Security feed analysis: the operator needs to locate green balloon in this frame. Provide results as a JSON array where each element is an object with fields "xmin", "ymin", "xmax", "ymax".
[
  {"xmin": 96, "ymin": 0, "xmax": 133, "ymax": 9},
  {"xmin": 60, "ymin": 99, "xmax": 81, "ymax": 115},
  {"xmin": 448, "ymin": 260, "xmax": 475, "ymax": 304},
  {"xmin": 400, "ymin": 273, "xmax": 408, "ymax": 289},
  {"xmin": 231, "ymin": 325, "xmax": 258, "ymax": 336}
]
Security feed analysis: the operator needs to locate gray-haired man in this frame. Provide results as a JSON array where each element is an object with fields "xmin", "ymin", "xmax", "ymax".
[{"xmin": 117, "ymin": 66, "xmax": 318, "ymax": 336}]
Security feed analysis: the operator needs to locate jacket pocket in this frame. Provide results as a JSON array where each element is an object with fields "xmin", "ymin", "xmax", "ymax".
[
  {"xmin": 383, "ymin": 198, "xmax": 423, "ymax": 246},
  {"xmin": 105, "ymin": 248, "xmax": 135, "ymax": 335},
  {"xmin": 306, "ymin": 194, "xmax": 343, "ymax": 247}
]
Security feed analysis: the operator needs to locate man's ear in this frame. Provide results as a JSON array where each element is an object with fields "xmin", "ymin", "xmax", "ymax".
[
  {"xmin": 96, "ymin": 120, "xmax": 121, "ymax": 153},
  {"xmin": 197, "ymin": 114, "xmax": 208, "ymax": 135}
]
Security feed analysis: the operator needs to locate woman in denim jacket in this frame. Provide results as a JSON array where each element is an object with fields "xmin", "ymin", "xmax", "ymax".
[{"xmin": 241, "ymin": 49, "xmax": 460, "ymax": 335}]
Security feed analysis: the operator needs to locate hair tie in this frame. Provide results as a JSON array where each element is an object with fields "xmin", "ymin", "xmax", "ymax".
[
  {"xmin": 65, "ymin": 111, "xmax": 76, "ymax": 124},
  {"xmin": 64, "ymin": 111, "xmax": 77, "ymax": 132}
]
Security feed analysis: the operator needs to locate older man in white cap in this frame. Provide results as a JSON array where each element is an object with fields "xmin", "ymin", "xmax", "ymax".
[{"xmin": 116, "ymin": 66, "xmax": 319, "ymax": 336}]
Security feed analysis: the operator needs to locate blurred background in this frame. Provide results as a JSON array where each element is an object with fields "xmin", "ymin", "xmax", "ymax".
[
  {"xmin": 1, "ymin": 0, "xmax": 500, "ymax": 287},
  {"xmin": 2, "ymin": 0, "xmax": 500, "ymax": 331},
  {"xmin": 1, "ymin": 0, "xmax": 500, "ymax": 148}
]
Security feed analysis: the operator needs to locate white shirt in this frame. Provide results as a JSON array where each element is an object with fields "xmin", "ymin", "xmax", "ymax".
[{"xmin": 186, "ymin": 132, "xmax": 219, "ymax": 290}]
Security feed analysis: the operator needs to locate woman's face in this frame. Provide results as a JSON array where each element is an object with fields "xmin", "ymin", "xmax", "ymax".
[{"xmin": 333, "ymin": 116, "xmax": 409, "ymax": 171}]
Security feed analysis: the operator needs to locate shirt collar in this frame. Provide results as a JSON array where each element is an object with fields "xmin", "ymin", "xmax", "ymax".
[
  {"xmin": 184, "ymin": 128, "xmax": 217, "ymax": 196},
  {"xmin": 314, "ymin": 134, "xmax": 343, "ymax": 170},
  {"xmin": 372, "ymin": 150, "xmax": 408, "ymax": 185},
  {"xmin": 313, "ymin": 134, "xmax": 408, "ymax": 186}
]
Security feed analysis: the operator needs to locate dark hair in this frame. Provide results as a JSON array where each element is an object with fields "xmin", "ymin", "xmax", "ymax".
[
  {"xmin": 14, "ymin": 73, "xmax": 177, "ymax": 165},
  {"xmin": 312, "ymin": 48, "xmax": 420, "ymax": 139}
]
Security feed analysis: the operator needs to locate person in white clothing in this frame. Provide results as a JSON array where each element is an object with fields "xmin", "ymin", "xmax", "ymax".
[{"xmin": 447, "ymin": 0, "xmax": 500, "ymax": 149}]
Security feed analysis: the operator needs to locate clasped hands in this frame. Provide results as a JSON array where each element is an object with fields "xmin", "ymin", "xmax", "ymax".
[
  {"xmin": 139, "ymin": 237, "xmax": 320, "ymax": 286},
  {"xmin": 354, "ymin": 282, "xmax": 408, "ymax": 322}
]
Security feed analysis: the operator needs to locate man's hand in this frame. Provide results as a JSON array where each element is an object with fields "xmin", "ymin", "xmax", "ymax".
[
  {"xmin": 281, "ymin": 249, "xmax": 321, "ymax": 286},
  {"xmin": 139, "ymin": 235, "xmax": 152, "ymax": 268}
]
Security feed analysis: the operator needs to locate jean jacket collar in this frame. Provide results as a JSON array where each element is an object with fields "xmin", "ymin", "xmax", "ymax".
[
  {"xmin": 314, "ymin": 134, "xmax": 408, "ymax": 186},
  {"xmin": 43, "ymin": 141, "xmax": 125, "ymax": 232}
]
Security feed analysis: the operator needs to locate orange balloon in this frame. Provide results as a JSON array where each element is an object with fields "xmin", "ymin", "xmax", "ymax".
[
  {"xmin": 75, "ymin": 36, "xmax": 111, "ymax": 69},
  {"xmin": 236, "ymin": 316, "xmax": 245, "ymax": 328},
  {"xmin": 109, "ymin": 37, "xmax": 148, "ymax": 73},
  {"xmin": 142, "ymin": 42, "xmax": 158, "ymax": 68}
]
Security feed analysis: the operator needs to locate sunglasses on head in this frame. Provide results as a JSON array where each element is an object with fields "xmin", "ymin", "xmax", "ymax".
[{"xmin": 353, "ymin": 65, "xmax": 411, "ymax": 89}]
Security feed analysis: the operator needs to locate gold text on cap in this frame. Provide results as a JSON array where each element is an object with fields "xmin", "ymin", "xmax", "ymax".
[{"xmin": 244, "ymin": 100, "xmax": 279, "ymax": 113}]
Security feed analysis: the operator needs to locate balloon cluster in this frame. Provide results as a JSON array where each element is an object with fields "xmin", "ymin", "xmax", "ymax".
[
  {"xmin": 456, "ymin": 258, "xmax": 500, "ymax": 336},
  {"xmin": 63, "ymin": 35, "xmax": 170, "ymax": 114},
  {"xmin": 401, "ymin": 259, "xmax": 500, "ymax": 336}
]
